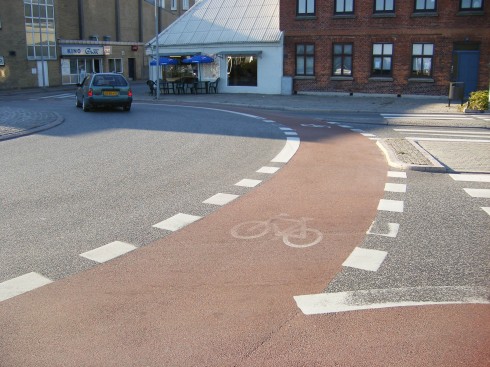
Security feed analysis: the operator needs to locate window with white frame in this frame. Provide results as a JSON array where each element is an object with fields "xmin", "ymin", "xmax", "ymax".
[
  {"xmin": 183, "ymin": 0, "xmax": 189, "ymax": 10},
  {"xmin": 335, "ymin": 0, "xmax": 354, "ymax": 14},
  {"xmin": 414, "ymin": 0, "xmax": 436, "ymax": 11},
  {"xmin": 460, "ymin": 0, "xmax": 484, "ymax": 10},
  {"xmin": 297, "ymin": 0, "xmax": 315, "ymax": 15},
  {"xmin": 109, "ymin": 58, "xmax": 123, "ymax": 73},
  {"xmin": 171, "ymin": 0, "xmax": 177, "ymax": 10},
  {"xmin": 372, "ymin": 43, "xmax": 393, "ymax": 76},
  {"xmin": 24, "ymin": 0, "xmax": 57, "ymax": 60},
  {"xmin": 411, "ymin": 43, "xmax": 434, "ymax": 77},
  {"xmin": 375, "ymin": 0, "xmax": 395, "ymax": 13}
]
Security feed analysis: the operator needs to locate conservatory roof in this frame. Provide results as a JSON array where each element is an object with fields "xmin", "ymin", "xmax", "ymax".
[{"xmin": 148, "ymin": 0, "xmax": 281, "ymax": 47}]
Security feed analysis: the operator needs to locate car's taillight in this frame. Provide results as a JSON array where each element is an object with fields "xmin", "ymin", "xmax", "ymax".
[
  {"xmin": 88, "ymin": 88, "xmax": 93, "ymax": 97},
  {"xmin": 128, "ymin": 89, "xmax": 133, "ymax": 97}
]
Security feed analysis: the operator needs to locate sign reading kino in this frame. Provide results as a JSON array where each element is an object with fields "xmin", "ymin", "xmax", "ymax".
[{"xmin": 61, "ymin": 46, "xmax": 111, "ymax": 56}]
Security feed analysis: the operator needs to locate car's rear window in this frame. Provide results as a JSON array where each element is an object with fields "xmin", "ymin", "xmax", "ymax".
[{"xmin": 92, "ymin": 75, "xmax": 128, "ymax": 87}]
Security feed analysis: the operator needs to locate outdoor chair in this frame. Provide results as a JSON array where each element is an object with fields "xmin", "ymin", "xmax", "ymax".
[
  {"xmin": 146, "ymin": 80, "xmax": 156, "ymax": 96},
  {"xmin": 208, "ymin": 78, "xmax": 220, "ymax": 93},
  {"xmin": 159, "ymin": 80, "xmax": 172, "ymax": 94}
]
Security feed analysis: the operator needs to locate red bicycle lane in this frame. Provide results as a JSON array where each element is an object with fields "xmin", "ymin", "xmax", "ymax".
[{"xmin": 4, "ymin": 109, "xmax": 483, "ymax": 366}]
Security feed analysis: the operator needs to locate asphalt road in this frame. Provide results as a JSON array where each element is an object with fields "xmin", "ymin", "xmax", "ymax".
[
  {"xmin": 0, "ymin": 99, "xmax": 286, "ymax": 282},
  {"xmin": 1, "ymin": 95, "xmax": 488, "ymax": 366}
]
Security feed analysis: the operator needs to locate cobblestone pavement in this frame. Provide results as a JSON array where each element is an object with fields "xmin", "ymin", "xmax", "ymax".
[{"xmin": 0, "ymin": 106, "xmax": 63, "ymax": 141}]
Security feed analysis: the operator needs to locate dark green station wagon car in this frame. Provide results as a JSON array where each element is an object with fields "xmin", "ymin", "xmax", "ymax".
[{"xmin": 76, "ymin": 73, "xmax": 133, "ymax": 112}]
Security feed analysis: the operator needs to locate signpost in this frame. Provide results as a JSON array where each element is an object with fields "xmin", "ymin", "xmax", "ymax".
[{"xmin": 144, "ymin": 0, "xmax": 163, "ymax": 99}]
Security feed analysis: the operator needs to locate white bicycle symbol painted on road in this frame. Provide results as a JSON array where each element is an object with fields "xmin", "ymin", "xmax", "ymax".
[{"xmin": 231, "ymin": 213, "xmax": 323, "ymax": 248}]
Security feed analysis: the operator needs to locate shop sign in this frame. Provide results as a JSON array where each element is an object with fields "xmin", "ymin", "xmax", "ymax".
[
  {"xmin": 0, "ymin": 56, "xmax": 4, "ymax": 66},
  {"xmin": 61, "ymin": 46, "xmax": 105, "ymax": 56},
  {"xmin": 104, "ymin": 46, "xmax": 112, "ymax": 55}
]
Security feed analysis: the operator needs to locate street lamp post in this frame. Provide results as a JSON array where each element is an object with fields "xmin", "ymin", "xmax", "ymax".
[{"xmin": 154, "ymin": 0, "xmax": 160, "ymax": 99}]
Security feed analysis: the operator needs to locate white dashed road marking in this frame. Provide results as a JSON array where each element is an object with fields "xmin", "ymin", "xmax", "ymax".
[
  {"xmin": 203, "ymin": 193, "xmax": 239, "ymax": 205},
  {"xmin": 256, "ymin": 166, "xmax": 280, "ymax": 174},
  {"xmin": 0, "ymin": 272, "xmax": 52, "ymax": 302},
  {"xmin": 388, "ymin": 171, "xmax": 407, "ymax": 178},
  {"xmin": 235, "ymin": 179, "xmax": 262, "ymax": 187},
  {"xmin": 153, "ymin": 213, "xmax": 202, "ymax": 231},
  {"xmin": 463, "ymin": 188, "xmax": 490, "ymax": 198},
  {"xmin": 449, "ymin": 174, "xmax": 490, "ymax": 183},
  {"xmin": 342, "ymin": 247, "xmax": 388, "ymax": 272},
  {"xmin": 378, "ymin": 199, "xmax": 404, "ymax": 212},
  {"xmin": 367, "ymin": 221, "xmax": 400, "ymax": 238},
  {"xmin": 385, "ymin": 183, "xmax": 407, "ymax": 193},
  {"xmin": 271, "ymin": 137, "xmax": 300, "ymax": 163},
  {"xmin": 80, "ymin": 241, "xmax": 137, "ymax": 263}
]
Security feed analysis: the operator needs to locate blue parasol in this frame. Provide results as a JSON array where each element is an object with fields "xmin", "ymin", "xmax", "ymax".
[{"xmin": 150, "ymin": 56, "xmax": 179, "ymax": 66}]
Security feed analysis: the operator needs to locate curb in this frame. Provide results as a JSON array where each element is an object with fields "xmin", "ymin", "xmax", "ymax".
[
  {"xmin": 376, "ymin": 138, "xmax": 446, "ymax": 173},
  {"xmin": 0, "ymin": 113, "xmax": 64, "ymax": 142}
]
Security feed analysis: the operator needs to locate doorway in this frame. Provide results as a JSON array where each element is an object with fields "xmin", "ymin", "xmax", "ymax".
[
  {"xmin": 128, "ymin": 58, "xmax": 136, "ymax": 80},
  {"xmin": 452, "ymin": 43, "xmax": 480, "ymax": 97}
]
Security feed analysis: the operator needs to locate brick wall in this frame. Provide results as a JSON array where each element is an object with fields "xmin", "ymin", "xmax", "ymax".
[{"xmin": 282, "ymin": 0, "xmax": 490, "ymax": 96}]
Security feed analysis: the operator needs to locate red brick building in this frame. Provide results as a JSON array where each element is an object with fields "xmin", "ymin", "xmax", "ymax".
[{"xmin": 281, "ymin": 0, "xmax": 490, "ymax": 97}]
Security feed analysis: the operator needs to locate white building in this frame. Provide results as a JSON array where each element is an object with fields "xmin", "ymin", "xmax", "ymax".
[{"xmin": 146, "ymin": 0, "xmax": 286, "ymax": 94}]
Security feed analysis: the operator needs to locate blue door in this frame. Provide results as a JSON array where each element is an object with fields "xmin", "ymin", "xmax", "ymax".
[{"xmin": 455, "ymin": 50, "xmax": 480, "ymax": 97}]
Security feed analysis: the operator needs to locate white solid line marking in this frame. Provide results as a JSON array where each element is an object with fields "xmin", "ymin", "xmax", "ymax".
[
  {"xmin": 271, "ymin": 137, "xmax": 300, "ymax": 163},
  {"xmin": 284, "ymin": 131, "xmax": 298, "ymax": 136},
  {"xmin": 0, "ymin": 272, "xmax": 52, "ymax": 302},
  {"xmin": 378, "ymin": 199, "xmax": 404, "ymax": 212},
  {"xmin": 384, "ymin": 114, "xmax": 473, "ymax": 119},
  {"xmin": 294, "ymin": 286, "xmax": 489, "ymax": 315},
  {"xmin": 395, "ymin": 128, "xmax": 490, "ymax": 135},
  {"xmin": 153, "ymin": 213, "xmax": 202, "ymax": 231},
  {"xmin": 203, "ymin": 193, "xmax": 239, "ymax": 205},
  {"xmin": 385, "ymin": 183, "xmax": 407, "ymax": 193},
  {"xmin": 403, "ymin": 132, "xmax": 490, "ymax": 139},
  {"xmin": 449, "ymin": 174, "xmax": 490, "ymax": 183},
  {"xmin": 464, "ymin": 188, "xmax": 490, "ymax": 198},
  {"xmin": 235, "ymin": 179, "xmax": 262, "ymax": 187},
  {"xmin": 80, "ymin": 241, "xmax": 137, "ymax": 263},
  {"xmin": 361, "ymin": 133, "xmax": 376, "ymax": 137},
  {"xmin": 367, "ymin": 222, "xmax": 400, "ymax": 238},
  {"xmin": 408, "ymin": 137, "xmax": 490, "ymax": 143},
  {"xmin": 342, "ymin": 247, "xmax": 388, "ymax": 272},
  {"xmin": 482, "ymin": 207, "xmax": 490, "ymax": 216},
  {"xmin": 263, "ymin": 119, "xmax": 275, "ymax": 123},
  {"xmin": 388, "ymin": 171, "xmax": 407, "ymax": 178},
  {"xmin": 257, "ymin": 166, "xmax": 280, "ymax": 174},
  {"xmin": 339, "ymin": 125, "xmax": 352, "ymax": 128}
]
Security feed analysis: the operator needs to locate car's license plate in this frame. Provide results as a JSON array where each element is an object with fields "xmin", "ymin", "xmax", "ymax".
[{"xmin": 103, "ymin": 91, "xmax": 118, "ymax": 96}]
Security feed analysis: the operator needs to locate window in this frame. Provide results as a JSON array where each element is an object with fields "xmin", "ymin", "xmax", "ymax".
[
  {"xmin": 372, "ymin": 43, "xmax": 393, "ymax": 76},
  {"xmin": 332, "ymin": 43, "xmax": 353, "ymax": 76},
  {"xmin": 109, "ymin": 58, "xmax": 123, "ymax": 73},
  {"xmin": 227, "ymin": 55, "xmax": 257, "ymax": 87},
  {"xmin": 411, "ymin": 43, "xmax": 434, "ymax": 77},
  {"xmin": 460, "ymin": 0, "xmax": 484, "ymax": 10},
  {"xmin": 335, "ymin": 0, "xmax": 354, "ymax": 14},
  {"xmin": 296, "ymin": 44, "xmax": 315, "ymax": 76},
  {"xmin": 414, "ymin": 0, "xmax": 436, "ymax": 11},
  {"xmin": 171, "ymin": 0, "xmax": 177, "ymax": 10},
  {"xmin": 24, "ymin": 0, "xmax": 57, "ymax": 60},
  {"xmin": 297, "ymin": 0, "xmax": 315, "ymax": 15},
  {"xmin": 375, "ymin": 0, "xmax": 395, "ymax": 12},
  {"xmin": 183, "ymin": 0, "xmax": 190, "ymax": 10}
]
